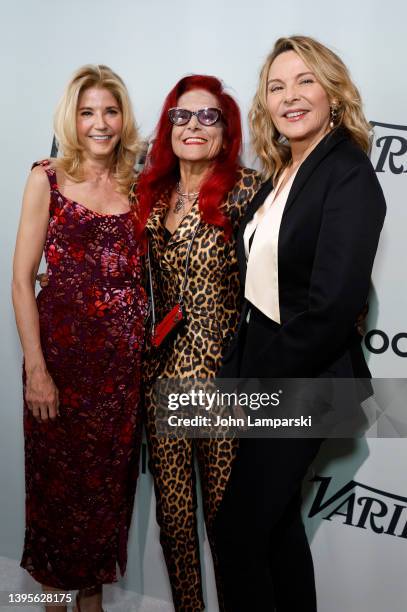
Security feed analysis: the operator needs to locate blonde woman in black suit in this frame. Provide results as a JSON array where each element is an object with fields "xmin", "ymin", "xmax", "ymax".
[{"xmin": 214, "ymin": 36, "xmax": 386, "ymax": 612}]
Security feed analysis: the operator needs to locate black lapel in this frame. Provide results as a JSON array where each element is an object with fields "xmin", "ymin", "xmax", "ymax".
[
  {"xmin": 282, "ymin": 128, "xmax": 347, "ymax": 218},
  {"xmin": 236, "ymin": 178, "xmax": 274, "ymax": 284},
  {"xmin": 236, "ymin": 129, "xmax": 348, "ymax": 283}
]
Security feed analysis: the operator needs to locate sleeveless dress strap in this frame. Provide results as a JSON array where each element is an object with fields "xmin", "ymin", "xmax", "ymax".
[
  {"xmin": 31, "ymin": 159, "xmax": 58, "ymax": 191},
  {"xmin": 31, "ymin": 160, "xmax": 59, "ymax": 216}
]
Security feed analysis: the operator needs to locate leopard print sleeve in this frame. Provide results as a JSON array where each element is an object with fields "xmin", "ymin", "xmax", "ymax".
[
  {"xmin": 226, "ymin": 167, "xmax": 262, "ymax": 235},
  {"xmin": 128, "ymin": 176, "xmax": 139, "ymax": 214}
]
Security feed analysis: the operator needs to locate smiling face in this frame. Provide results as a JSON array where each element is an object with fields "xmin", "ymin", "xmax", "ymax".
[
  {"xmin": 76, "ymin": 86, "xmax": 123, "ymax": 160},
  {"xmin": 171, "ymin": 89, "xmax": 224, "ymax": 165},
  {"xmin": 266, "ymin": 50, "xmax": 331, "ymax": 149}
]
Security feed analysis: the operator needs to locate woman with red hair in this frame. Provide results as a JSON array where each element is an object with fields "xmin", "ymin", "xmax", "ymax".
[{"xmin": 136, "ymin": 75, "xmax": 260, "ymax": 611}]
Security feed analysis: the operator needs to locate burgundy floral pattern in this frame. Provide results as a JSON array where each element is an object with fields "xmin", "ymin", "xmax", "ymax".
[{"xmin": 21, "ymin": 161, "xmax": 147, "ymax": 589}]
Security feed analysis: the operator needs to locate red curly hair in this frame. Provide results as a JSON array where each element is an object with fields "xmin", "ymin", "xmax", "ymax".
[{"xmin": 135, "ymin": 75, "xmax": 242, "ymax": 239}]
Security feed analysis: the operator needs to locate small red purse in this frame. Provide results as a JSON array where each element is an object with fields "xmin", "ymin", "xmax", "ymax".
[
  {"xmin": 148, "ymin": 222, "xmax": 200, "ymax": 349},
  {"xmin": 151, "ymin": 302, "xmax": 185, "ymax": 348}
]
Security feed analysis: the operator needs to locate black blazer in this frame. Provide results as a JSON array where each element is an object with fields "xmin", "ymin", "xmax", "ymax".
[{"xmin": 221, "ymin": 129, "xmax": 386, "ymax": 379}]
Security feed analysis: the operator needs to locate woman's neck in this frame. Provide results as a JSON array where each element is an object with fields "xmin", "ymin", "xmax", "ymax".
[
  {"xmin": 81, "ymin": 155, "xmax": 115, "ymax": 185},
  {"xmin": 289, "ymin": 128, "xmax": 330, "ymax": 168},
  {"xmin": 178, "ymin": 160, "xmax": 212, "ymax": 193}
]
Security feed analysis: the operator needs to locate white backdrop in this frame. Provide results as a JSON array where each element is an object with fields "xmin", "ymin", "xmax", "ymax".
[{"xmin": 0, "ymin": 1, "xmax": 406, "ymax": 611}]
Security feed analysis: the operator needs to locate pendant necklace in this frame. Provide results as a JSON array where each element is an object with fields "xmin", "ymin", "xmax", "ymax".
[{"xmin": 174, "ymin": 182, "xmax": 199, "ymax": 216}]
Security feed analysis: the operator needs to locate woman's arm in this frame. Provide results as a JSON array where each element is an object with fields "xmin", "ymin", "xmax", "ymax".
[
  {"xmin": 243, "ymin": 161, "xmax": 386, "ymax": 378},
  {"xmin": 12, "ymin": 166, "xmax": 59, "ymax": 421}
]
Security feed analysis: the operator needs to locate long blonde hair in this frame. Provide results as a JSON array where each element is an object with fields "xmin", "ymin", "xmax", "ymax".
[
  {"xmin": 54, "ymin": 64, "xmax": 141, "ymax": 194},
  {"xmin": 249, "ymin": 36, "xmax": 372, "ymax": 182}
]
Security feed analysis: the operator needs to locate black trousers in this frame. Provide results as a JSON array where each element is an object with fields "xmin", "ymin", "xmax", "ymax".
[{"xmin": 214, "ymin": 437, "xmax": 323, "ymax": 612}]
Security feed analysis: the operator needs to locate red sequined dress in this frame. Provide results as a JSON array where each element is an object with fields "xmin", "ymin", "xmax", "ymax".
[{"xmin": 21, "ymin": 161, "xmax": 147, "ymax": 589}]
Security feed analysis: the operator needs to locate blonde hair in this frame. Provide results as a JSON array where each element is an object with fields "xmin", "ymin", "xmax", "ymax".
[
  {"xmin": 249, "ymin": 36, "xmax": 372, "ymax": 182},
  {"xmin": 54, "ymin": 64, "xmax": 141, "ymax": 194}
]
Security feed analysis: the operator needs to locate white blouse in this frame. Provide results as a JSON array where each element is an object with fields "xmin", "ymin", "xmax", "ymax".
[{"xmin": 244, "ymin": 168, "xmax": 299, "ymax": 324}]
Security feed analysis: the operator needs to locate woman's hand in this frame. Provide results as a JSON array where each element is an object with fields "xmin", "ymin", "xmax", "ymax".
[
  {"xmin": 36, "ymin": 272, "xmax": 49, "ymax": 288},
  {"xmin": 25, "ymin": 365, "xmax": 59, "ymax": 422}
]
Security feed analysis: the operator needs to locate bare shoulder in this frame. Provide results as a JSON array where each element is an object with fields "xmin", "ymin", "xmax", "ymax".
[
  {"xmin": 27, "ymin": 164, "xmax": 50, "ymax": 192},
  {"xmin": 30, "ymin": 163, "xmax": 49, "ymax": 179},
  {"xmin": 30, "ymin": 157, "xmax": 57, "ymax": 175},
  {"xmin": 45, "ymin": 157, "xmax": 58, "ymax": 170},
  {"xmin": 22, "ymin": 163, "xmax": 51, "ymax": 210}
]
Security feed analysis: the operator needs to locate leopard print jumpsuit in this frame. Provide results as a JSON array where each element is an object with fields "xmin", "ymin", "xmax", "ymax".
[{"xmin": 143, "ymin": 168, "xmax": 261, "ymax": 611}]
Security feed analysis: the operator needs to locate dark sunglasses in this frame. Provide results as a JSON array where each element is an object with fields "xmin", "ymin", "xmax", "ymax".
[{"xmin": 168, "ymin": 107, "xmax": 222, "ymax": 126}]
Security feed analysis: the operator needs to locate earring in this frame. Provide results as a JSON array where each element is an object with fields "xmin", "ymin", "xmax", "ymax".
[{"xmin": 330, "ymin": 105, "xmax": 339, "ymax": 129}]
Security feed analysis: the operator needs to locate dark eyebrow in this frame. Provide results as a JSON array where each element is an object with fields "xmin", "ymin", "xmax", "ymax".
[{"xmin": 267, "ymin": 71, "xmax": 315, "ymax": 86}]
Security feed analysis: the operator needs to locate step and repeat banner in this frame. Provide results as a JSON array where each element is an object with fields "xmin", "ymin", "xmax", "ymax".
[{"xmin": 0, "ymin": 1, "xmax": 405, "ymax": 611}]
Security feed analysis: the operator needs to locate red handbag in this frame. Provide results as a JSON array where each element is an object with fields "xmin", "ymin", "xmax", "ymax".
[
  {"xmin": 148, "ymin": 223, "xmax": 200, "ymax": 349},
  {"xmin": 151, "ymin": 302, "xmax": 185, "ymax": 348}
]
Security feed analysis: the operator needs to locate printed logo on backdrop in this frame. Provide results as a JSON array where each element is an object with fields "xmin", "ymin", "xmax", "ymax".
[
  {"xmin": 364, "ymin": 330, "xmax": 407, "ymax": 357},
  {"xmin": 309, "ymin": 475, "xmax": 407, "ymax": 539},
  {"xmin": 370, "ymin": 121, "xmax": 407, "ymax": 174}
]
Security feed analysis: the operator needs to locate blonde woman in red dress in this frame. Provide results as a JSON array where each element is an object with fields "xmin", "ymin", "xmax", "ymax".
[{"xmin": 12, "ymin": 65, "xmax": 147, "ymax": 612}]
